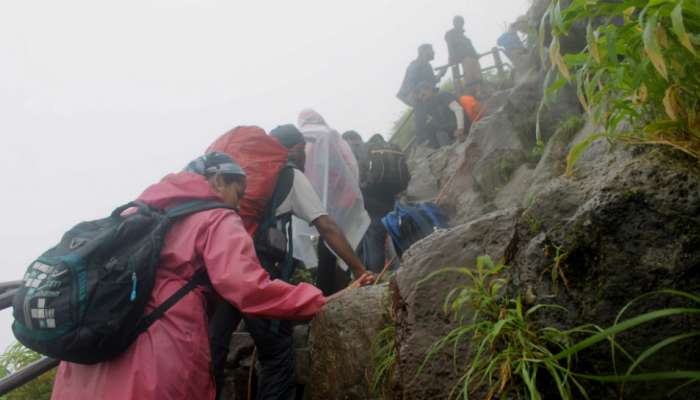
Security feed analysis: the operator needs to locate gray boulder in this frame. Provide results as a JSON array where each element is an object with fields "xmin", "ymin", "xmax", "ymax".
[
  {"xmin": 393, "ymin": 208, "xmax": 521, "ymax": 399},
  {"xmin": 508, "ymin": 143, "xmax": 700, "ymax": 399},
  {"xmin": 306, "ymin": 284, "xmax": 392, "ymax": 400}
]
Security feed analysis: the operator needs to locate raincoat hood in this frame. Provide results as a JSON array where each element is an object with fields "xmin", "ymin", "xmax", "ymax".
[
  {"xmin": 297, "ymin": 108, "xmax": 327, "ymax": 128},
  {"xmin": 137, "ymin": 172, "xmax": 222, "ymax": 210},
  {"xmin": 292, "ymin": 109, "xmax": 370, "ymax": 269}
]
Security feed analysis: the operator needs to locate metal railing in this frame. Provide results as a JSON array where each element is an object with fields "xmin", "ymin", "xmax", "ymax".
[{"xmin": 0, "ymin": 281, "xmax": 59, "ymax": 396}]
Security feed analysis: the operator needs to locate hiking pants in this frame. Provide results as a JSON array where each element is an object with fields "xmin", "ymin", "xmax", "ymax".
[
  {"xmin": 316, "ymin": 240, "xmax": 340, "ymax": 296},
  {"xmin": 209, "ymin": 301, "xmax": 242, "ymax": 400},
  {"xmin": 244, "ymin": 317, "xmax": 296, "ymax": 400},
  {"xmin": 209, "ymin": 302, "xmax": 296, "ymax": 400},
  {"xmin": 414, "ymin": 101, "xmax": 438, "ymax": 148},
  {"xmin": 360, "ymin": 214, "xmax": 388, "ymax": 273}
]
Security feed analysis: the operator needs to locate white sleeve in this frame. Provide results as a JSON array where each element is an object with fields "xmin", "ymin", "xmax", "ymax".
[
  {"xmin": 449, "ymin": 101, "xmax": 465, "ymax": 130},
  {"xmin": 276, "ymin": 170, "xmax": 328, "ymax": 224}
]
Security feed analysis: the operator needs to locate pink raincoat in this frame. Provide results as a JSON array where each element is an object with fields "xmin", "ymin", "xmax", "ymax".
[{"xmin": 51, "ymin": 172, "xmax": 326, "ymax": 400}]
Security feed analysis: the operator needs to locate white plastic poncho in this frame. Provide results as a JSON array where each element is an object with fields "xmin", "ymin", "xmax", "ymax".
[{"xmin": 292, "ymin": 109, "xmax": 370, "ymax": 270}]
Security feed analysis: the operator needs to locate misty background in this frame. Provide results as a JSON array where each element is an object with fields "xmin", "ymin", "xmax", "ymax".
[{"xmin": 0, "ymin": 0, "xmax": 529, "ymax": 352}]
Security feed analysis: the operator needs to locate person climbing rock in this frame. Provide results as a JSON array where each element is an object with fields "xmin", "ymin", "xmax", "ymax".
[
  {"xmin": 207, "ymin": 125, "xmax": 373, "ymax": 400},
  {"xmin": 445, "ymin": 16, "xmax": 482, "ymax": 97},
  {"xmin": 356, "ymin": 134, "xmax": 409, "ymax": 273},
  {"xmin": 416, "ymin": 81, "xmax": 471, "ymax": 148},
  {"xmin": 397, "ymin": 44, "xmax": 447, "ymax": 148},
  {"xmin": 295, "ymin": 110, "xmax": 370, "ymax": 296},
  {"xmin": 50, "ymin": 153, "xmax": 368, "ymax": 400}
]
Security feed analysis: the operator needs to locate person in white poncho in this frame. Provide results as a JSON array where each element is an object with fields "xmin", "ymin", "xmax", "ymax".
[{"xmin": 293, "ymin": 109, "xmax": 370, "ymax": 295}]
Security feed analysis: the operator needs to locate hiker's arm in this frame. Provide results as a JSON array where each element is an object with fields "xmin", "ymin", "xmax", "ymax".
[
  {"xmin": 202, "ymin": 211, "xmax": 326, "ymax": 320},
  {"xmin": 449, "ymin": 100, "xmax": 465, "ymax": 137},
  {"xmin": 313, "ymin": 215, "xmax": 368, "ymax": 278}
]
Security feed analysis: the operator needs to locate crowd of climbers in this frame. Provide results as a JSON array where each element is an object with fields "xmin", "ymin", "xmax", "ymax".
[
  {"xmin": 398, "ymin": 15, "xmax": 524, "ymax": 149},
  {"xmin": 44, "ymin": 14, "xmax": 524, "ymax": 400}
]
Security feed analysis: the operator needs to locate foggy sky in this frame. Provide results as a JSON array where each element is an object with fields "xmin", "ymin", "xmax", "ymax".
[{"xmin": 0, "ymin": 0, "xmax": 529, "ymax": 352}]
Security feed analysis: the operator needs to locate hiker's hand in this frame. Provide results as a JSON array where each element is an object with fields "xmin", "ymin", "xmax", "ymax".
[
  {"xmin": 357, "ymin": 271, "xmax": 375, "ymax": 287},
  {"xmin": 348, "ymin": 272, "xmax": 375, "ymax": 289}
]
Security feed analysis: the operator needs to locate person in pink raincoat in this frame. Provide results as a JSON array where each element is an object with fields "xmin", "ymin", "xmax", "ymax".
[{"xmin": 51, "ymin": 152, "xmax": 364, "ymax": 400}]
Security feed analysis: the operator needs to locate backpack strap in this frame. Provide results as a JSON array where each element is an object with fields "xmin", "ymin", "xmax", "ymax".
[
  {"xmin": 257, "ymin": 166, "xmax": 295, "ymax": 235},
  {"xmin": 165, "ymin": 200, "xmax": 235, "ymax": 219},
  {"xmin": 134, "ymin": 269, "xmax": 210, "ymax": 334},
  {"xmin": 255, "ymin": 165, "xmax": 295, "ymax": 279}
]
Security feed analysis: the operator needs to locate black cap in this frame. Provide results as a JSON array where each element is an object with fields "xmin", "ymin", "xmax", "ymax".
[
  {"xmin": 342, "ymin": 130, "xmax": 362, "ymax": 142},
  {"xmin": 270, "ymin": 124, "xmax": 305, "ymax": 149}
]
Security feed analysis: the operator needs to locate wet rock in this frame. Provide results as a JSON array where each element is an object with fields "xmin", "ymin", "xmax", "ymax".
[
  {"xmin": 508, "ymin": 148, "xmax": 700, "ymax": 399},
  {"xmin": 306, "ymin": 284, "xmax": 392, "ymax": 400},
  {"xmin": 393, "ymin": 208, "xmax": 521, "ymax": 399}
]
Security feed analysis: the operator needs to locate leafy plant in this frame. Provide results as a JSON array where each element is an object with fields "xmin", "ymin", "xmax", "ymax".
[
  {"xmin": 419, "ymin": 256, "xmax": 700, "ymax": 399},
  {"xmin": 542, "ymin": 0, "xmax": 700, "ymax": 174},
  {"xmin": 0, "ymin": 342, "xmax": 54, "ymax": 400},
  {"xmin": 552, "ymin": 289, "xmax": 700, "ymax": 395},
  {"xmin": 418, "ymin": 256, "xmax": 587, "ymax": 399},
  {"xmin": 370, "ymin": 324, "xmax": 398, "ymax": 398},
  {"xmin": 543, "ymin": 244, "xmax": 570, "ymax": 294}
]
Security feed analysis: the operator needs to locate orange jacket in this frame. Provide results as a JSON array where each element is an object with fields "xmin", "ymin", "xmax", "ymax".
[{"xmin": 459, "ymin": 95, "xmax": 484, "ymax": 122}]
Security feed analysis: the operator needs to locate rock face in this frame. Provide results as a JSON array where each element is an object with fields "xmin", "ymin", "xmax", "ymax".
[
  {"xmin": 306, "ymin": 284, "xmax": 392, "ymax": 400},
  {"xmin": 394, "ymin": 208, "xmax": 521, "ymax": 399},
  {"xmin": 508, "ymin": 143, "xmax": 700, "ymax": 399},
  {"xmin": 299, "ymin": 0, "xmax": 700, "ymax": 398},
  {"xmin": 404, "ymin": 67, "xmax": 581, "ymax": 226}
]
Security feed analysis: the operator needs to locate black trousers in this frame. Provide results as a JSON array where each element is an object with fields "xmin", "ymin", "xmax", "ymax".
[
  {"xmin": 316, "ymin": 240, "xmax": 340, "ymax": 296},
  {"xmin": 414, "ymin": 101, "xmax": 438, "ymax": 148},
  {"xmin": 209, "ymin": 301, "xmax": 297, "ymax": 400},
  {"xmin": 359, "ymin": 214, "xmax": 388, "ymax": 273}
]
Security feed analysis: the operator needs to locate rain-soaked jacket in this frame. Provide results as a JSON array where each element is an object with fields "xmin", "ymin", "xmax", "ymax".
[
  {"xmin": 50, "ymin": 172, "xmax": 326, "ymax": 400},
  {"xmin": 292, "ymin": 109, "xmax": 370, "ymax": 269}
]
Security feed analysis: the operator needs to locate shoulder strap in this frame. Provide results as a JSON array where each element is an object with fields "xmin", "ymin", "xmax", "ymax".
[
  {"xmin": 257, "ymin": 166, "xmax": 295, "ymax": 235},
  {"xmin": 134, "ymin": 269, "xmax": 209, "ymax": 335},
  {"xmin": 165, "ymin": 200, "xmax": 235, "ymax": 219}
]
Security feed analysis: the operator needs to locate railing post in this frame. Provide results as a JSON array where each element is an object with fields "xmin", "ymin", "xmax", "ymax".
[{"xmin": 492, "ymin": 47, "xmax": 505, "ymax": 77}]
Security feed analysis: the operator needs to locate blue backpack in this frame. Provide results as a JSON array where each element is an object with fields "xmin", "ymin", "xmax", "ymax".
[
  {"xmin": 12, "ymin": 200, "xmax": 232, "ymax": 364},
  {"xmin": 382, "ymin": 201, "xmax": 448, "ymax": 256}
]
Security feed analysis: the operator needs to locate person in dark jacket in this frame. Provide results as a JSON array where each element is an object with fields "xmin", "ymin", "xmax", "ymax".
[
  {"xmin": 416, "ymin": 81, "xmax": 470, "ymax": 147},
  {"xmin": 359, "ymin": 134, "xmax": 398, "ymax": 272},
  {"xmin": 342, "ymin": 130, "xmax": 364, "ymax": 160},
  {"xmin": 445, "ymin": 16, "xmax": 482, "ymax": 96},
  {"xmin": 397, "ymin": 44, "xmax": 447, "ymax": 148},
  {"xmin": 341, "ymin": 133, "xmax": 405, "ymax": 272}
]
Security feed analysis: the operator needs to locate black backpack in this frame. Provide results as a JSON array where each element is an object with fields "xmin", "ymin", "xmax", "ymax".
[
  {"xmin": 254, "ymin": 165, "xmax": 296, "ymax": 281},
  {"xmin": 364, "ymin": 141, "xmax": 410, "ymax": 196},
  {"xmin": 12, "ymin": 200, "xmax": 232, "ymax": 364}
]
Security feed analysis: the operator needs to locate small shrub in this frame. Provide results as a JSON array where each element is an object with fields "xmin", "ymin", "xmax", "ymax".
[
  {"xmin": 0, "ymin": 342, "xmax": 55, "ymax": 400},
  {"xmin": 418, "ymin": 256, "xmax": 585, "ymax": 399},
  {"xmin": 420, "ymin": 257, "xmax": 700, "ymax": 399},
  {"xmin": 370, "ymin": 324, "xmax": 398, "ymax": 399},
  {"xmin": 542, "ymin": 0, "xmax": 700, "ymax": 174}
]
